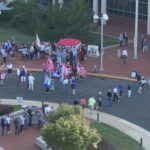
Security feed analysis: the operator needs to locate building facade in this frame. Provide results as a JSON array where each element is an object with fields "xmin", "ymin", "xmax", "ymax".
[{"xmin": 88, "ymin": 0, "xmax": 150, "ymax": 35}]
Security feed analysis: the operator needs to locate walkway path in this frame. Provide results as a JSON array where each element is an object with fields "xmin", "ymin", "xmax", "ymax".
[{"xmin": 0, "ymin": 99, "xmax": 150, "ymax": 150}]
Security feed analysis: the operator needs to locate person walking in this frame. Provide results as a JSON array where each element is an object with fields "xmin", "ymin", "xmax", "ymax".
[
  {"xmin": 113, "ymin": 87, "xmax": 119, "ymax": 102},
  {"xmin": 118, "ymin": 84, "xmax": 123, "ymax": 98},
  {"xmin": 107, "ymin": 89, "xmax": 112, "ymax": 106},
  {"xmin": 70, "ymin": 76, "xmax": 76, "ymax": 95},
  {"xmin": 28, "ymin": 73, "xmax": 35, "ymax": 91},
  {"xmin": 6, "ymin": 63, "xmax": 13, "ymax": 78},
  {"xmin": 122, "ymin": 49, "xmax": 128, "ymax": 64},
  {"xmin": 127, "ymin": 84, "xmax": 132, "ymax": 99},
  {"xmin": 63, "ymin": 78, "xmax": 69, "ymax": 93},
  {"xmin": 80, "ymin": 96, "xmax": 86, "ymax": 109}
]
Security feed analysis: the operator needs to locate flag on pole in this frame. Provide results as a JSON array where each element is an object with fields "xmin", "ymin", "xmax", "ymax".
[
  {"xmin": 46, "ymin": 57, "xmax": 55, "ymax": 72},
  {"xmin": 36, "ymin": 34, "xmax": 41, "ymax": 47},
  {"xmin": 61, "ymin": 63, "xmax": 69, "ymax": 78}
]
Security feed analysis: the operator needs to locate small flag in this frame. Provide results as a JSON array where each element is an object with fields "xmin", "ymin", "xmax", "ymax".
[{"xmin": 36, "ymin": 34, "xmax": 41, "ymax": 47}]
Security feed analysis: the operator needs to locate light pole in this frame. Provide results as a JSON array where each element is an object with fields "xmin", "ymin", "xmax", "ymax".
[
  {"xmin": 93, "ymin": 14, "xmax": 109, "ymax": 71},
  {"xmin": 134, "ymin": 0, "xmax": 139, "ymax": 59}
]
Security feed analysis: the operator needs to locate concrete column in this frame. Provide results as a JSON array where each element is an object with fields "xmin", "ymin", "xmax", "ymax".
[
  {"xmin": 147, "ymin": 0, "xmax": 150, "ymax": 35},
  {"xmin": 53, "ymin": 0, "xmax": 55, "ymax": 5},
  {"xmin": 93, "ymin": 0, "xmax": 99, "ymax": 15},
  {"xmin": 59, "ymin": 0, "xmax": 63, "ymax": 7},
  {"xmin": 101, "ymin": 0, "xmax": 107, "ymax": 14},
  {"xmin": 134, "ymin": 0, "xmax": 139, "ymax": 59}
]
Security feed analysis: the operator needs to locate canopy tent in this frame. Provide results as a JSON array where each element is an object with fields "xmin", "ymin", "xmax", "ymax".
[{"xmin": 57, "ymin": 38, "xmax": 81, "ymax": 46}]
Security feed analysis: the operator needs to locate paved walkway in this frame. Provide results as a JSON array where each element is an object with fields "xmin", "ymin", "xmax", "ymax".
[{"xmin": 0, "ymin": 99, "xmax": 150, "ymax": 150}]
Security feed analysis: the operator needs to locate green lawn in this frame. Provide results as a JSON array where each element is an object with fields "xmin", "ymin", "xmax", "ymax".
[
  {"xmin": 0, "ymin": 23, "xmax": 119, "ymax": 47},
  {"xmin": 92, "ymin": 123, "xmax": 145, "ymax": 150},
  {"xmin": 13, "ymin": 105, "xmax": 22, "ymax": 112},
  {"xmin": 0, "ymin": 23, "xmax": 34, "ymax": 43}
]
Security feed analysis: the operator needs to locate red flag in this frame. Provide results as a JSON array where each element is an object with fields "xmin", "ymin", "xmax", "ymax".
[
  {"xmin": 79, "ymin": 66, "xmax": 87, "ymax": 77},
  {"xmin": 46, "ymin": 57, "xmax": 55, "ymax": 72}
]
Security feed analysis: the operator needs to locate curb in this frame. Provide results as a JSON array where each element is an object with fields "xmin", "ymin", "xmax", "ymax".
[{"xmin": 0, "ymin": 68, "xmax": 136, "ymax": 81}]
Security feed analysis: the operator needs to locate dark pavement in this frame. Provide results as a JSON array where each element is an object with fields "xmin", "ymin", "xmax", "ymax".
[{"xmin": 0, "ymin": 71, "xmax": 150, "ymax": 131}]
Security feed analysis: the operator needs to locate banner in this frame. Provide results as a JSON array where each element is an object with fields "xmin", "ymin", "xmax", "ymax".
[{"xmin": 87, "ymin": 45, "xmax": 100, "ymax": 57}]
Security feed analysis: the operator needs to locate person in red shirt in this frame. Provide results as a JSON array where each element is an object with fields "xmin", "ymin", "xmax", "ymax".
[{"xmin": 80, "ymin": 96, "xmax": 86, "ymax": 109}]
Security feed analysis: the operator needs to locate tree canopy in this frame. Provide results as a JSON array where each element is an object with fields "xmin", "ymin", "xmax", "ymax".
[
  {"xmin": 9, "ymin": 0, "xmax": 92, "ymax": 41},
  {"xmin": 42, "ymin": 104, "xmax": 101, "ymax": 150}
]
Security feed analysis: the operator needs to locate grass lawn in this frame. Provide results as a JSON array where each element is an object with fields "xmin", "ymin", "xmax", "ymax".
[
  {"xmin": 0, "ymin": 23, "xmax": 34, "ymax": 43},
  {"xmin": 0, "ymin": 23, "xmax": 119, "ymax": 47},
  {"xmin": 13, "ymin": 105, "xmax": 22, "ymax": 112},
  {"xmin": 92, "ymin": 123, "xmax": 145, "ymax": 150}
]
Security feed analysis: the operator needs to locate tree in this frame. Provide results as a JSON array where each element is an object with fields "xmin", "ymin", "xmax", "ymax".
[
  {"xmin": 9, "ymin": 0, "xmax": 91, "ymax": 41},
  {"xmin": 42, "ymin": 104, "xmax": 101, "ymax": 150}
]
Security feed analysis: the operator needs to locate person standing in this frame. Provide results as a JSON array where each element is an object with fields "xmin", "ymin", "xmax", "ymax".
[
  {"xmin": 19, "ymin": 115, "xmax": 25, "ymax": 133},
  {"xmin": 107, "ymin": 89, "xmax": 112, "ymax": 106},
  {"xmin": 122, "ymin": 49, "xmax": 128, "ymax": 64},
  {"xmin": 88, "ymin": 97, "xmax": 96, "ymax": 112},
  {"xmin": 6, "ymin": 115, "xmax": 11, "ymax": 134},
  {"xmin": 73, "ymin": 98, "xmax": 79, "ymax": 105},
  {"xmin": 127, "ymin": 84, "xmax": 132, "ymax": 99},
  {"xmin": 97, "ymin": 91, "xmax": 102, "ymax": 110},
  {"xmin": 28, "ymin": 73, "xmax": 35, "ymax": 91},
  {"xmin": 6, "ymin": 63, "xmax": 13, "ymax": 78},
  {"xmin": 36, "ymin": 110, "xmax": 43, "ymax": 128},
  {"xmin": 13, "ymin": 116, "xmax": 20, "ymax": 135},
  {"xmin": 119, "ymin": 33, "xmax": 124, "ymax": 47},
  {"xmin": 80, "ymin": 96, "xmax": 86, "ymax": 109},
  {"xmin": 142, "ymin": 38, "xmax": 148, "ymax": 52},
  {"xmin": 1, "ymin": 116, "xmax": 7, "ymax": 136}
]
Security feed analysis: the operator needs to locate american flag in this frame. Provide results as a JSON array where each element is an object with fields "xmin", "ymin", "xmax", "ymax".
[{"xmin": 46, "ymin": 57, "xmax": 55, "ymax": 72}]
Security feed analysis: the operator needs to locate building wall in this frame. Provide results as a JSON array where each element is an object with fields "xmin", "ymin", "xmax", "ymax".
[{"xmin": 87, "ymin": 0, "xmax": 148, "ymax": 21}]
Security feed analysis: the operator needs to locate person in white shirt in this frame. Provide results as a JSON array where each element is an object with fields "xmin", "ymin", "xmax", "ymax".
[
  {"xmin": 6, "ymin": 115, "xmax": 11, "ymax": 134},
  {"xmin": 44, "ymin": 105, "xmax": 51, "ymax": 117},
  {"xmin": 122, "ymin": 49, "xmax": 128, "ymax": 64},
  {"xmin": 6, "ymin": 63, "xmax": 13, "ymax": 78},
  {"xmin": 113, "ymin": 87, "xmax": 119, "ymax": 102},
  {"xmin": 28, "ymin": 74, "xmax": 35, "ymax": 90}
]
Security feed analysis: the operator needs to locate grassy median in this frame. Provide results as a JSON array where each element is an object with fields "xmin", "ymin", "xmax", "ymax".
[{"xmin": 92, "ymin": 123, "xmax": 145, "ymax": 150}]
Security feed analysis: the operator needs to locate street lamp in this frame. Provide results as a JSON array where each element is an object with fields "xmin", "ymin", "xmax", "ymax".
[
  {"xmin": 93, "ymin": 13, "xmax": 109, "ymax": 71},
  {"xmin": 134, "ymin": 0, "xmax": 139, "ymax": 59}
]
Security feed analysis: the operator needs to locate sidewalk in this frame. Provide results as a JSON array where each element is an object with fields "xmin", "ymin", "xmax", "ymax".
[{"xmin": 0, "ymin": 99, "xmax": 149, "ymax": 150}]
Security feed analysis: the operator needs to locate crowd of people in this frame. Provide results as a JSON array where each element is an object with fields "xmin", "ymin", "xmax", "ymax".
[
  {"xmin": 118, "ymin": 32, "xmax": 149, "ymax": 64},
  {"xmin": 0, "ymin": 104, "xmax": 55, "ymax": 137}
]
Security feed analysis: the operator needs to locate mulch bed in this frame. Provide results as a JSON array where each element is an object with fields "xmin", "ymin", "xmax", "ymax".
[{"xmin": 89, "ymin": 138, "xmax": 116, "ymax": 150}]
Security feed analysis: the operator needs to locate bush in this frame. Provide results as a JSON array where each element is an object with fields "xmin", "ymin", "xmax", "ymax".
[{"xmin": 0, "ymin": 104, "xmax": 14, "ymax": 116}]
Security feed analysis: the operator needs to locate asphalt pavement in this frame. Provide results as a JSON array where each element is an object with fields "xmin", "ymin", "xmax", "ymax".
[{"xmin": 0, "ymin": 71, "xmax": 150, "ymax": 131}]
